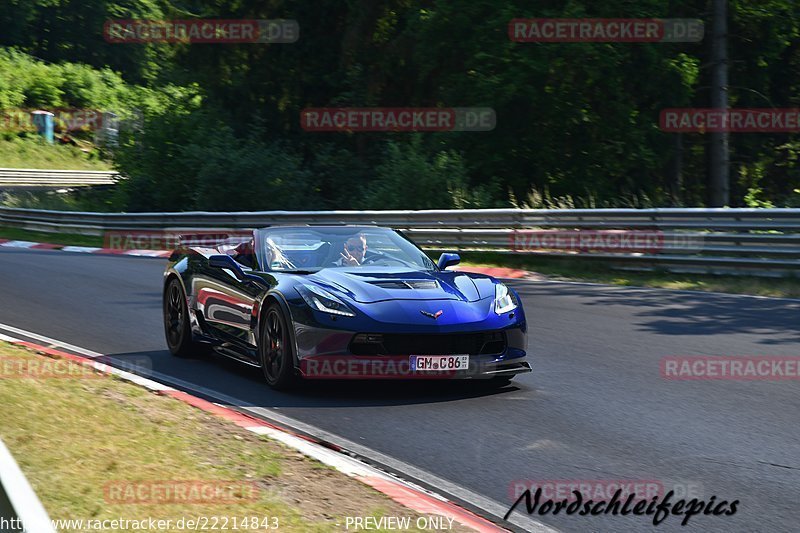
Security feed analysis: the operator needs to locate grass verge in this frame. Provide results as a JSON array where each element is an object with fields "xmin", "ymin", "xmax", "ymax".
[
  {"xmin": 0, "ymin": 226, "xmax": 103, "ymax": 247},
  {"xmin": 458, "ymin": 251, "xmax": 800, "ymax": 299},
  {"xmin": 0, "ymin": 342, "xmax": 460, "ymax": 532},
  {"xmin": 0, "ymin": 135, "xmax": 111, "ymax": 170}
]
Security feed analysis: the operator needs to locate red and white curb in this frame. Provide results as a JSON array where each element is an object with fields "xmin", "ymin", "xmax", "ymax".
[
  {"xmin": 0, "ymin": 332, "xmax": 519, "ymax": 533},
  {"xmin": 453, "ymin": 265, "xmax": 541, "ymax": 280},
  {"xmin": 0, "ymin": 239, "xmax": 171, "ymax": 258}
]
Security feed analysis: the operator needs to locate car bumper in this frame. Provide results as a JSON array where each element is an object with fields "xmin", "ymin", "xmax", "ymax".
[
  {"xmin": 292, "ymin": 321, "xmax": 530, "ymax": 380},
  {"xmin": 297, "ymin": 352, "xmax": 531, "ymax": 380},
  {"xmin": 285, "ymin": 295, "xmax": 530, "ymax": 380}
]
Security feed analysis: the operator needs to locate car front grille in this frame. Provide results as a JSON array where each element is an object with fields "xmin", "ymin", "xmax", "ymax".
[{"xmin": 350, "ymin": 331, "xmax": 506, "ymax": 356}]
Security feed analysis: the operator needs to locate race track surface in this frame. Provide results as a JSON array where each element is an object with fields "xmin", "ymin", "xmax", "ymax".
[{"xmin": 1, "ymin": 247, "xmax": 798, "ymax": 532}]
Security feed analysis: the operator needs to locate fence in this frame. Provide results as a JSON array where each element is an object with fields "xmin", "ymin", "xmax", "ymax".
[
  {"xmin": 1, "ymin": 206, "xmax": 799, "ymax": 275},
  {"xmin": 0, "ymin": 168, "xmax": 119, "ymax": 189}
]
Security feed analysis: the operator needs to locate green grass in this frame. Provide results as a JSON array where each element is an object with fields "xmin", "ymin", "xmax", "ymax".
[
  {"xmin": 0, "ymin": 134, "xmax": 112, "ymax": 170},
  {"xmin": 1, "ymin": 187, "xmax": 122, "ymax": 212},
  {"xmin": 0, "ymin": 226, "xmax": 103, "ymax": 247},
  {"xmin": 458, "ymin": 251, "xmax": 800, "ymax": 299},
  {"xmin": 0, "ymin": 342, "xmax": 449, "ymax": 532}
]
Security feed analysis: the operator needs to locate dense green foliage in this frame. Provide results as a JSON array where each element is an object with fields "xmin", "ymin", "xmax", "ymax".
[
  {"xmin": 0, "ymin": 48, "xmax": 141, "ymax": 112},
  {"xmin": 2, "ymin": 0, "xmax": 800, "ymax": 210}
]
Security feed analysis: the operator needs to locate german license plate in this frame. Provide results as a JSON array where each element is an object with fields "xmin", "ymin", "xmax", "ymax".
[{"xmin": 410, "ymin": 355, "xmax": 469, "ymax": 371}]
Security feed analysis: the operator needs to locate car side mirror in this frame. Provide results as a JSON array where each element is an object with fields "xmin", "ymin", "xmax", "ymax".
[
  {"xmin": 437, "ymin": 253, "xmax": 461, "ymax": 270},
  {"xmin": 208, "ymin": 254, "xmax": 244, "ymax": 276},
  {"xmin": 209, "ymin": 254, "xmax": 245, "ymax": 279}
]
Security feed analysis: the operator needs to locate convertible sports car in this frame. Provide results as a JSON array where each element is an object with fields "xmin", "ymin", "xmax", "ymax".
[{"xmin": 163, "ymin": 225, "xmax": 531, "ymax": 389}]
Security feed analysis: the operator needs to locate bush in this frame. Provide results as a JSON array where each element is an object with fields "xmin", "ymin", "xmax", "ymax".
[
  {"xmin": 363, "ymin": 137, "xmax": 495, "ymax": 209},
  {"xmin": 117, "ymin": 106, "xmax": 317, "ymax": 211},
  {"xmin": 0, "ymin": 48, "xmax": 135, "ymax": 112},
  {"xmin": 305, "ymin": 143, "xmax": 373, "ymax": 210},
  {"xmin": 190, "ymin": 135, "xmax": 315, "ymax": 211}
]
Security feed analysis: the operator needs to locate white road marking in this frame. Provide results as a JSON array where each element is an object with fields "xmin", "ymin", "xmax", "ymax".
[
  {"xmin": 0, "ymin": 323, "xmax": 103, "ymax": 358},
  {"xmin": 0, "ymin": 240, "xmax": 38, "ymax": 248},
  {"xmin": 60, "ymin": 246, "xmax": 103, "ymax": 253},
  {"xmin": 123, "ymin": 250, "xmax": 171, "ymax": 257}
]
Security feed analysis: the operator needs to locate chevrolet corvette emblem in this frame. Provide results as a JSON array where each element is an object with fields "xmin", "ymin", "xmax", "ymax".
[{"xmin": 420, "ymin": 310, "xmax": 443, "ymax": 319}]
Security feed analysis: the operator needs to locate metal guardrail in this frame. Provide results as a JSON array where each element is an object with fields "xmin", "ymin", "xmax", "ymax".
[
  {"xmin": 0, "ymin": 206, "xmax": 799, "ymax": 275},
  {"xmin": 0, "ymin": 168, "xmax": 119, "ymax": 189},
  {"xmin": 0, "ymin": 438, "xmax": 55, "ymax": 533}
]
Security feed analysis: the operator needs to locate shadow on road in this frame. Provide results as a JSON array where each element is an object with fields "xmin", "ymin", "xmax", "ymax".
[
  {"xmin": 513, "ymin": 281, "xmax": 800, "ymax": 345},
  {"xmin": 100, "ymin": 349, "xmax": 527, "ymax": 409}
]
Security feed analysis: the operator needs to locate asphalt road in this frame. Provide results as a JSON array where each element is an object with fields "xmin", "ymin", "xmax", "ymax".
[{"xmin": 0, "ymin": 247, "xmax": 798, "ymax": 532}]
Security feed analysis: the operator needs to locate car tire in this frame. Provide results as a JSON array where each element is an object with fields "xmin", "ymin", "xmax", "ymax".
[
  {"xmin": 259, "ymin": 302, "xmax": 297, "ymax": 390},
  {"xmin": 164, "ymin": 278, "xmax": 204, "ymax": 358}
]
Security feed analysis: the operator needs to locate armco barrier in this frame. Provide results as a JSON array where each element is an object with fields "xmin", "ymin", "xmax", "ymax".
[
  {"xmin": 0, "ymin": 168, "xmax": 119, "ymax": 189},
  {"xmin": 1, "ymin": 206, "xmax": 799, "ymax": 276}
]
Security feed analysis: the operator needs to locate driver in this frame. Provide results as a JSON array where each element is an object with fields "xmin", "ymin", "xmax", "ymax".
[{"xmin": 337, "ymin": 234, "xmax": 367, "ymax": 266}]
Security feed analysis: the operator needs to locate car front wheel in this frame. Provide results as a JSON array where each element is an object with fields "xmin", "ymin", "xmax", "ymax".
[{"xmin": 259, "ymin": 303, "xmax": 297, "ymax": 390}]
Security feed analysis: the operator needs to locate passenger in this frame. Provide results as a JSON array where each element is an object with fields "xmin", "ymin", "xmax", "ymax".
[{"xmin": 230, "ymin": 238, "xmax": 256, "ymax": 268}]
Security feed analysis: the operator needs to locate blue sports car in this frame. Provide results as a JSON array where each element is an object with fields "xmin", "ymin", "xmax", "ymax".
[{"xmin": 163, "ymin": 225, "xmax": 531, "ymax": 390}]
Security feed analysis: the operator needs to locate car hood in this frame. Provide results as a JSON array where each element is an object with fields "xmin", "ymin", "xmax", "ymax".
[{"xmin": 306, "ymin": 268, "xmax": 496, "ymax": 304}]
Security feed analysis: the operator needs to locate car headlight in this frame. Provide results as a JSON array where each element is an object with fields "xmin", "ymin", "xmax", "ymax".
[
  {"xmin": 296, "ymin": 284, "xmax": 356, "ymax": 317},
  {"xmin": 494, "ymin": 283, "xmax": 518, "ymax": 315}
]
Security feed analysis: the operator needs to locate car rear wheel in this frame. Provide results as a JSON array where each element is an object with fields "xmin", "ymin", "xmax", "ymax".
[
  {"xmin": 164, "ymin": 278, "xmax": 203, "ymax": 358},
  {"xmin": 259, "ymin": 303, "xmax": 297, "ymax": 390}
]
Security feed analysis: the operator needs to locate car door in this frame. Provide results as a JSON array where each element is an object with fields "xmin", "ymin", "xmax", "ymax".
[{"xmin": 194, "ymin": 244, "xmax": 263, "ymax": 348}]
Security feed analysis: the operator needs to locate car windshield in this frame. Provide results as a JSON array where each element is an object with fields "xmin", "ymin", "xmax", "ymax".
[{"xmin": 254, "ymin": 227, "xmax": 436, "ymax": 272}]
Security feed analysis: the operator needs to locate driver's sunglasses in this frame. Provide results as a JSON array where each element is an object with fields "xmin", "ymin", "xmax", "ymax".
[{"xmin": 347, "ymin": 244, "xmax": 366, "ymax": 252}]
